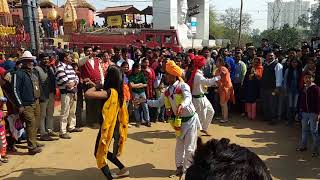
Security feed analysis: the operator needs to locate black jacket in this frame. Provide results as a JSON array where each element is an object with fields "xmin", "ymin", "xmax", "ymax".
[
  {"xmin": 13, "ymin": 68, "xmax": 41, "ymax": 107},
  {"xmin": 35, "ymin": 65, "xmax": 56, "ymax": 102}
]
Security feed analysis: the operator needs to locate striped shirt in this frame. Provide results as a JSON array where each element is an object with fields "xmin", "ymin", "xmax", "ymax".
[{"xmin": 55, "ymin": 62, "xmax": 79, "ymax": 93}]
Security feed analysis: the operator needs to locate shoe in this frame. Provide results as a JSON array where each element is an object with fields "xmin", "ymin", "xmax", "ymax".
[
  {"xmin": 296, "ymin": 147, "xmax": 307, "ymax": 152},
  {"xmin": 0, "ymin": 156, "xmax": 8, "ymax": 163},
  {"xmin": 135, "ymin": 123, "xmax": 141, "ymax": 128},
  {"xmin": 146, "ymin": 122, "xmax": 152, "ymax": 127},
  {"xmin": 28, "ymin": 147, "xmax": 42, "ymax": 155},
  {"xmin": 200, "ymin": 130, "xmax": 211, "ymax": 136},
  {"xmin": 312, "ymin": 152, "xmax": 319, "ymax": 157},
  {"xmin": 175, "ymin": 166, "xmax": 183, "ymax": 177},
  {"xmin": 128, "ymin": 124, "xmax": 133, "ymax": 128},
  {"xmin": 48, "ymin": 131, "xmax": 60, "ymax": 137},
  {"xmin": 219, "ymin": 119, "xmax": 229, "ymax": 123},
  {"xmin": 39, "ymin": 134, "xmax": 55, "ymax": 141},
  {"xmin": 68, "ymin": 128, "xmax": 83, "ymax": 133},
  {"xmin": 111, "ymin": 167, "xmax": 130, "ymax": 179},
  {"xmin": 36, "ymin": 142, "xmax": 45, "ymax": 148},
  {"xmin": 60, "ymin": 133, "xmax": 72, "ymax": 139}
]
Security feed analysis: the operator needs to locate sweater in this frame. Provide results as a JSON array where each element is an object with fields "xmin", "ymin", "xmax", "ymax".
[
  {"xmin": 298, "ymin": 84, "xmax": 320, "ymax": 114},
  {"xmin": 13, "ymin": 68, "xmax": 41, "ymax": 107},
  {"xmin": 80, "ymin": 58, "xmax": 101, "ymax": 85}
]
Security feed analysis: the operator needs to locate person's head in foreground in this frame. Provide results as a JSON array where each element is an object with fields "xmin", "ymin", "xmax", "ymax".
[{"xmin": 186, "ymin": 138, "xmax": 272, "ymax": 180}]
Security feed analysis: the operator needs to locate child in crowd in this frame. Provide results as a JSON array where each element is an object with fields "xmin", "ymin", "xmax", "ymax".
[
  {"xmin": 0, "ymin": 86, "xmax": 7, "ymax": 164},
  {"xmin": 129, "ymin": 63, "xmax": 151, "ymax": 127},
  {"xmin": 214, "ymin": 56, "xmax": 235, "ymax": 123},
  {"xmin": 243, "ymin": 57, "xmax": 263, "ymax": 120},
  {"xmin": 296, "ymin": 71, "xmax": 320, "ymax": 157}
]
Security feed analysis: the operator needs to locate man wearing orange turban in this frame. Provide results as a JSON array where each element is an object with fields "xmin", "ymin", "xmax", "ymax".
[
  {"xmin": 146, "ymin": 60, "xmax": 201, "ymax": 178},
  {"xmin": 166, "ymin": 60, "xmax": 184, "ymax": 81}
]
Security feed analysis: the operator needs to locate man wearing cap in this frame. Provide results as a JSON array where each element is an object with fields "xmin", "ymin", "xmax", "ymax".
[
  {"xmin": 13, "ymin": 51, "xmax": 43, "ymax": 155},
  {"xmin": 187, "ymin": 56, "xmax": 220, "ymax": 136},
  {"xmin": 35, "ymin": 53, "xmax": 59, "ymax": 141},
  {"xmin": 142, "ymin": 60, "xmax": 201, "ymax": 177}
]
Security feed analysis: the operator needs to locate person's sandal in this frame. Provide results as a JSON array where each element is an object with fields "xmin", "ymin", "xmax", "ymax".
[
  {"xmin": 112, "ymin": 167, "xmax": 130, "ymax": 179},
  {"xmin": 0, "ymin": 156, "xmax": 9, "ymax": 163},
  {"xmin": 312, "ymin": 152, "xmax": 319, "ymax": 157}
]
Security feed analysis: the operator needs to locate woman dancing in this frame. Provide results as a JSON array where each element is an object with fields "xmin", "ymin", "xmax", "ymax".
[{"xmin": 85, "ymin": 65, "xmax": 129, "ymax": 179}]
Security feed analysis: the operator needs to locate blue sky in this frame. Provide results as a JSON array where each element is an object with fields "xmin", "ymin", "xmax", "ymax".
[{"xmin": 57, "ymin": 0, "xmax": 317, "ymax": 31}]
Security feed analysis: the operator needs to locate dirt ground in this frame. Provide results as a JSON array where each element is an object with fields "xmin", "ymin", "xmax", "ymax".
[{"xmin": 1, "ymin": 114, "xmax": 320, "ymax": 180}]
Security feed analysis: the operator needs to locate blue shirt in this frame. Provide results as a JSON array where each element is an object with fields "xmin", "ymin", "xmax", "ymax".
[{"xmin": 224, "ymin": 57, "xmax": 236, "ymax": 81}]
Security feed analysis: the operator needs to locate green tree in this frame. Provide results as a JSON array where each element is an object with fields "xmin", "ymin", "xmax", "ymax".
[
  {"xmin": 220, "ymin": 8, "xmax": 253, "ymax": 32},
  {"xmin": 209, "ymin": 7, "xmax": 226, "ymax": 39},
  {"xmin": 310, "ymin": 2, "xmax": 320, "ymax": 36},
  {"xmin": 297, "ymin": 14, "xmax": 310, "ymax": 28},
  {"xmin": 208, "ymin": 7, "xmax": 253, "ymax": 46},
  {"xmin": 257, "ymin": 24, "xmax": 302, "ymax": 49}
]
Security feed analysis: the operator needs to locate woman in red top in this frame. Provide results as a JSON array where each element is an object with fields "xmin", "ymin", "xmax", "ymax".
[
  {"xmin": 215, "ymin": 56, "xmax": 235, "ymax": 123},
  {"xmin": 141, "ymin": 58, "xmax": 155, "ymax": 99}
]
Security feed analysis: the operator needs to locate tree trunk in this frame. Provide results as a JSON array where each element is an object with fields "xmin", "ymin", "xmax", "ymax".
[{"xmin": 238, "ymin": 0, "xmax": 243, "ymax": 46}]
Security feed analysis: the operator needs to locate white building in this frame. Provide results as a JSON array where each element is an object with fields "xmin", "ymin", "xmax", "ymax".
[
  {"xmin": 153, "ymin": 0, "xmax": 209, "ymax": 40},
  {"xmin": 267, "ymin": 0, "xmax": 310, "ymax": 29}
]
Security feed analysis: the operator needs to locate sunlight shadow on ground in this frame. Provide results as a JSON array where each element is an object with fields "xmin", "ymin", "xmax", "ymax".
[
  {"xmin": 128, "ymin": 130, "xmax": 175, "ymax": 144},
  {"xmin": 1, "ymin": 168, "xmax": 103, "ymax": 180},
  {"xmin": 112, "ymin": 163, "xmax": 175, "ymax": 178}
]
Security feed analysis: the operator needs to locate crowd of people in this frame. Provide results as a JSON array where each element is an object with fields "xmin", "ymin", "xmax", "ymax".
[
  {"xmin": 0, "ymin": 38, "xmax": 319, "ymax": 179},
  {"xmin": 40, "ymin": 16, "xmax": 64, "ymax": 38}
]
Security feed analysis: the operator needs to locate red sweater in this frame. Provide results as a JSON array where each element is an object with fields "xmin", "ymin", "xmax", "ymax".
[
  {"xmin": 143, "ymin": 68, "xmax": 156, "ymax": 99},
  {"xmin": 81, "ymin": 58, "xmax": 101, "ymax": 84}
]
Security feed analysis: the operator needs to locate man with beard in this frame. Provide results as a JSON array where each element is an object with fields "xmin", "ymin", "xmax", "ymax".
[
  {"xmin": 13, "ymin": 51, "xmax": 43, "ymax": 154},
  {"xmin": 36, "ymin": 53, "xmax": 59, "ymax": 141}
]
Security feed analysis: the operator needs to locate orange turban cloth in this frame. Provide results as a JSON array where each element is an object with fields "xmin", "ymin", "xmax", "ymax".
[{"xmin": 166, "ymin": 60, "xmax": 183, "ymax": 81}]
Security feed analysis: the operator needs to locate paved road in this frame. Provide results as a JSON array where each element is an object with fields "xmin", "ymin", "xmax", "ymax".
[{"xmin": 1, "ymin": 116, "xmax": 320, "ymax": 180}]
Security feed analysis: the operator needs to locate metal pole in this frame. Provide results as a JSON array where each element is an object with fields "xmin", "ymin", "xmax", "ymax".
[
  {"xmin": 191, "ymin": 35, "xmax": 194, "ymax": 49},
  {"xmin": 31, "ymin": 0, "xmax": 40, "ymax": 55},
  {"xmin": 22, "ymin": 0, "xmax": 36, "ymax": 51},
  {"xmin": 238, "ymin": 0, "xmax": 243, "ymax": 47}
]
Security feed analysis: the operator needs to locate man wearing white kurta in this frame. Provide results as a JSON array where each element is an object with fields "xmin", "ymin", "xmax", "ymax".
[
  {"xmin": 146, "ymin": 60, "xmax": 200, "ymax": 177},
  {"xmin": 192, "ymin": 69, "xmax": 220, "ymax": 135}
]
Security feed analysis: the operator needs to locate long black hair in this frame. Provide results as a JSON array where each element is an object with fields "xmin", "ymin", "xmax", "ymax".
[
  {"xmin": 103, "ymin": 65, "xmax": 124, "ymax": 107},
  {"xmin": 287, "ymin": 58, "xmax": 302, "ymax": 89}
]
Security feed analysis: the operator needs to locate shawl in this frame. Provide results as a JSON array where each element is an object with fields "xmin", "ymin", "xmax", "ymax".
[{"xmin": 95, "ymin": 88, "xmax": 128, "ymax": 169}]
